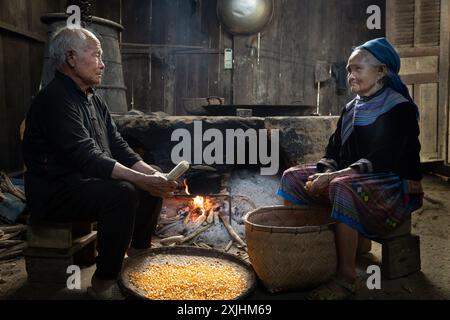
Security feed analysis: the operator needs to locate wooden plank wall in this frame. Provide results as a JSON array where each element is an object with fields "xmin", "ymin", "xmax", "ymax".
[
  {"xmin": 3, "ymin": 0, "xmax": 446, "ymax": 170},
  {"xmin": 122, "ymin": 0, "xmax": 224, "ymax": 115},
  {"xmin": 109, "ymin": 0, "xmax": 385, "ymax": 116},
  {"xmin": 387, "ymin": 0, "xmax": 444, "ymax": 162},
  {"xmin": 441, "ymin": 0, "xmax": 450, "ymax": 163},
  {"xmin": 0, "ymin": 0, "xmax": 65, "ymax": 172},
  {"xmin": 233, "ymin": 0, "xmax": 386, "ymax": 115},
  {"xmin": 0, "ymin": 0, "xmax": 387, "ymax": 171}
]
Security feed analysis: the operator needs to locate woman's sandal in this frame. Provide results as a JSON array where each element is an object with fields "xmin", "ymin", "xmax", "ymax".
[{"xmin": 306, "ymin": 277, "xmax": 357, "ymax": 300}]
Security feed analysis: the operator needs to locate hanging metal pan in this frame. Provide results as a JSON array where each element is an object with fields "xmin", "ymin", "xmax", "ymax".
[{"xmin": 217, "ymin": 0, "xmax": 274, "ymax": 35}]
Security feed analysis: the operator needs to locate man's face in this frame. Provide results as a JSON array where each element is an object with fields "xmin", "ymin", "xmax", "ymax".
[{"xmin": 71, "ymin": 40, "xmax": 105, "ymax": 87}]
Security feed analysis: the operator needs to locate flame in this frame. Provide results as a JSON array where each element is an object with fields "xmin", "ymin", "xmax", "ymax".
[
  {"xmin": 184, "ymin": 179, "xmax": 190, "ymax": 195},
  {"xmin": 182, "ymin": 179, "xmax": 214, "ymax": 222},
  {"xmin": 191, "ymin": 196, "xmax": 212, "ymax": 221},
  {"xmin": 193, "ymin": 196, "xmax": 204, "ymax": 209}
]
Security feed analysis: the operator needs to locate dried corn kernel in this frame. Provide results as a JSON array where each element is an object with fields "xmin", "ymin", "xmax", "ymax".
[{"xmin": 128, "ymin": 258, "xmax": 247, "ymax": 300}]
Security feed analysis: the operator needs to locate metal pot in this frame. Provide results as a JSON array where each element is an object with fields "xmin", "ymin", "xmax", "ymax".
[
  {"xmin": 182, "ymin": 98, "xmax": 208, "ymax": 115},
  {"xmin": 217, "ymin": 0, "xmax": 274, "ymax": 35},
  {"xmin": 183, "ymin": 96, "xmax": 225, "ymax": 115},
  {"xmin": 184, "ymin": 166, "xmax": 222, "ymax": 195}
]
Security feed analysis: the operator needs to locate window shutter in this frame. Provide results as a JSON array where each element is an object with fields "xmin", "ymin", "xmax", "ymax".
[{"xmin": 388, "ymin": 0, "xmax": 440, "ymax": 48}]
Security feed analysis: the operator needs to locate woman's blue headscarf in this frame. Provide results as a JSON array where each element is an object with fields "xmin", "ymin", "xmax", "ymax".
[
  {"xmin": 340, "ymin": 38, "xmax": 420, "ymax": 144},
  {"xmin": 355, "ymin": 37, "xmax": 418, "ymax": 113}
]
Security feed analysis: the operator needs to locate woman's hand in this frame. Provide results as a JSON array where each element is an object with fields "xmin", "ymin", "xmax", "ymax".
[
  {"xmin": 306, "ymin": 167, "xmax": 359, "ymax": 194},
  {"xmin": 306, "ymin": 173, "xmax": 332, "ymax": 194}
]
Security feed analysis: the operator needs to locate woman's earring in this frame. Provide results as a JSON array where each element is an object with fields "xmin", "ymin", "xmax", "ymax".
[{"xmin": 377, "ymin": 78, "xmax": 383, "ymax": 88}]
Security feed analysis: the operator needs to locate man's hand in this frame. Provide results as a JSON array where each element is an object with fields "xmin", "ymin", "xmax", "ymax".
[
  {"xmin": 152, "ymin": 171, "xmax": 168, "ymax": 179},
  {"xmin": 112, "ymin": 162, "xmax": 177, "ymax": 197},
  {"xmin": 131, "ymin": 160, "xmax": 159, "ymax": 175},
  {"xmin": 135, "ymin": 174, "xmax": 178, "ymax": 198}
]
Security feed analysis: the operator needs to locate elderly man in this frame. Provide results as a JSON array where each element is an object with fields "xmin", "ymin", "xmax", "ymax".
[{"xmin": 23, "ymin": 26, "xmax": 177, "ymax": 299}]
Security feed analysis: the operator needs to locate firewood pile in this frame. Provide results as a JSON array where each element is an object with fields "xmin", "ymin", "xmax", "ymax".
[
  {"xmin": 0, "ymin": 224, "xmax": 27, "ymax": 261},
  {"xmin": 0, "ymin": 172, "xmax": 25, "ymax": 202}
]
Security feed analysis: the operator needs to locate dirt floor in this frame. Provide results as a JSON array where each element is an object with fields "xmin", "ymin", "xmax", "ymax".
[{"xmin": 1, "ymin": 174, "xmax": 449, "ymax": 300}]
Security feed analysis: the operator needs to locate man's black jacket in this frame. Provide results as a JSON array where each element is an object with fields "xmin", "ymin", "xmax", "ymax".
[{"xmin": 23, "ymin": 71, "xmax": 142, "ymax": 221}]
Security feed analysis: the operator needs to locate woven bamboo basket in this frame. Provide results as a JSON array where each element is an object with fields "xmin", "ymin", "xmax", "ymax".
[{"xmin": 244, "ymin": 205, "xmax": 337, "ymax": 293}]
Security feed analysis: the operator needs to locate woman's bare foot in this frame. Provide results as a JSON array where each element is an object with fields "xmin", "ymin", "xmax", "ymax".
[{"xmin": 307, "ymin": 277, "xmax": 357, "ymax": 300}]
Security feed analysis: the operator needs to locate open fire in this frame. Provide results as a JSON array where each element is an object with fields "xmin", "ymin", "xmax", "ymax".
[
  {"xmin": 180, "ymin": 179, "xmax": 221, "ymax": 226},
  {"xmin": 156, "ymin": 179, "xmax": 245, "ymax": 249}
]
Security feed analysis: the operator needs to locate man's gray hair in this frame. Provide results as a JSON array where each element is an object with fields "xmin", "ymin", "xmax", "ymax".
[{"xmin": 49, "ymin": 26, "xmax": 100, "ymax": 69}]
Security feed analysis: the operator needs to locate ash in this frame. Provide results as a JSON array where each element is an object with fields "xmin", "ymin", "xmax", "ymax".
[{"xmin": 229, "ymin": 168, "xmax": 283, "ymax": 221}]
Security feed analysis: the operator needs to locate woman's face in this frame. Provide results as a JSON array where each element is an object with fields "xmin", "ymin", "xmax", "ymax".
[{"xmin": 347, "ymin": 52, "xmax": 385, "ymax": 97}]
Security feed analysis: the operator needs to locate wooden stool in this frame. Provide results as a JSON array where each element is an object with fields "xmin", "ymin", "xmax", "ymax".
[
  {"xmin": 24, "ymin": 221, "xmax": 97, "ymax": 284},
  {"xmin": 359, "ymin": 219, "xmax": 421, "ymax": 279}
]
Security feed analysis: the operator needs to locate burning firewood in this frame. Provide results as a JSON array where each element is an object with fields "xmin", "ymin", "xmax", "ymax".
[
  {"xmin": 156, "ymin": 221, "xmax": 181, "ymax": 236},
  {"xmin": 159, "ymin": 235, "xmax": 184, "ymax": 245},
  {"xmin": 179, "ymin": 223, "xmax": 213, "ymax": 244},
  {"xmin": 183, "ymin": 213, "xmax": 191, "ymax": 225},
  {"xmin": 225, "ymin": 240, "xmax": 233, "ymax": 252},
  {"xmin": 206, "ymin": 210, "xmax": 214, "ymax": 224},
  {"xmin": 213, "ymin": 212, "xmax": 219, "ymax": 224},
  {"xmin": 219, "ymin": 213, "xmax": 246, "ymax": 248},
  {"xmin": 194, "ymin": 213, "xmax": 206, "ymax": 227},
  {"xmin": 177, "ymin": 206, "xmax": 190, "ymax": 217},
  {"xmin": 158, "ymin": 214, "xmax": 184, "ymax": 225},
  {"xmin": 197, "ymin": 242, "xmax": 211, "ymax": 249}
]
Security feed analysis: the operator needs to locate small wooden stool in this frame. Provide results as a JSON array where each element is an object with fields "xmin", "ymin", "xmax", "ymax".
[
  {"xmin": 359, "ymin": 219, "xmax": 421, "ymax": 279},
  {"xmin": 24, "ymin": 221, "xmax": 97, "ymax": 284}
]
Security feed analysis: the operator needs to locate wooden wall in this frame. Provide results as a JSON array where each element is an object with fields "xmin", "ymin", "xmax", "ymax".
[
  {"xmin": 0, "ymin": 0, "xmax": 65, "ymax": 172},
  {"xmin": 386, "ymin": 0, "xmax": 448, "ymax": 163},
  {"xmin": 0, "ymin": 0, "xmax": 385, "ymax": 171},
  {"xmin": 233, "ymin": 0, "xmax": 386, "ymax": 115},
  {"xmin": 119, "ymin": 0, "xmax": 227, "ymax": 115},
  {"xmin": 97, "ymin": 0, "xmax": 385, "ymax": 115}
]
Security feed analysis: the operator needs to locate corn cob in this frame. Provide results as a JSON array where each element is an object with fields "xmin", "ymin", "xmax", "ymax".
[{"xmin": 166, "ymin": 160, "xmax": 190, "ymax": 181}]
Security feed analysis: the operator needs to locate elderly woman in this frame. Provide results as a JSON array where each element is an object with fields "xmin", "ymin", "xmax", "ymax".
[{"xmin": 277, "ymin": 38, "xmax": 423, "ymax": 299}]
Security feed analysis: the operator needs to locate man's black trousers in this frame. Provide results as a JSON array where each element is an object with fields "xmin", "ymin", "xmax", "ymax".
[{"xmin": 42, "ymin": 179, "xmax": 162, "ymax": 280}]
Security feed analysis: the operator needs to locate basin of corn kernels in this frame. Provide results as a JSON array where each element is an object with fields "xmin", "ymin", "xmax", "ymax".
[{"xmin": 128, "ymin": 255, "xmax": 249, "ymax": 300}]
